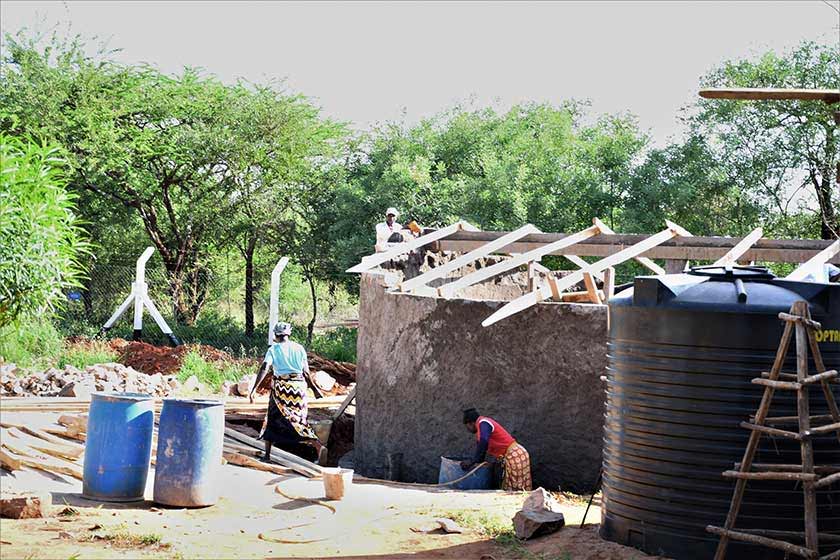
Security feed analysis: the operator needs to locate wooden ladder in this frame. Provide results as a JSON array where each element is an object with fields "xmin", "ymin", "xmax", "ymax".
[{"xmin": 707, "ymin": 301, "xmax": 840, "ymax": 560}]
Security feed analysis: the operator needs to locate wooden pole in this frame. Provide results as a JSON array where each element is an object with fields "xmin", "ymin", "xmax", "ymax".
[{"xmin": 795, "ymin": 302, "xmax": 818, "ymax": 552}]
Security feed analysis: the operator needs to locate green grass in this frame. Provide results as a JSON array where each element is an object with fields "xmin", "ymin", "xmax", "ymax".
[
  {"xmin": 0, "ymin": 318, "xmax": 64, "ymax": 368},
  {"xmin": 177, "ymin": 350, "xmax": 250, "ymax": 392},
  {"xmin": 57, "ymin": 340, "xmax": 118, "ymax": 369},
  {"xmin": 425, "ymin": 508, "xmax": 572, "ymax": 560},
  {"xmin": 0, "ymin": 318, "xmax": 120, "ymax": 371},
  {"xmin": 84, "ymin": 523, "xmax": 167, "ymax": 548}
]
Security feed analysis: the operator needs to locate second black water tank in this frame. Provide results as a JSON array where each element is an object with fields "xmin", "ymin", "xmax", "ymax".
[{"xmin": 601, "ymin": 266, "xmax": 840, "ymax": 559}]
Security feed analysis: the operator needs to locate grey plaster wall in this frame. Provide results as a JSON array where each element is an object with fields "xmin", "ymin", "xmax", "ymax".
[{"xmin": 354, "ymin": 273, "xmax": 608, "ymax": 491}]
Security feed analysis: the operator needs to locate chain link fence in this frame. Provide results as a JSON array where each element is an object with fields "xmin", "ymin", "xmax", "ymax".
[{"xmin": 56, "ymin": 258, "xmax": 272, "ymax": 358}]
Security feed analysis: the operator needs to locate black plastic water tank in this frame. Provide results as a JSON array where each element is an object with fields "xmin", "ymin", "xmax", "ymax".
[{"xmin": 601, "ymin": 266, "xmax": 840, "ymax": 559}]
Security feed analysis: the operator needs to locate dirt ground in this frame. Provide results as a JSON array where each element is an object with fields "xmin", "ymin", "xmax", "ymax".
[{"xmin": 1, "ymin": 459, "xmax": 662, "ymax": 560}]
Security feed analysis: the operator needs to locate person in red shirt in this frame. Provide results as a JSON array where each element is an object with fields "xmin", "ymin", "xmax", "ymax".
[{"xmin": 461, "ymin": 408, "xmax": 532, "ymax": 491}]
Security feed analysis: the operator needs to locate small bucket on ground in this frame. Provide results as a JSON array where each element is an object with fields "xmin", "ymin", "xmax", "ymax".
[{"xmin": 322, "ymin": 467, "xmax": 353, "ymax": 500}]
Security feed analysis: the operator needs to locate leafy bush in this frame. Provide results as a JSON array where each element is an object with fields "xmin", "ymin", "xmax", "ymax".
[
  {"xmin": 309, "ymin": 327, "xmax": 357, "ymax": 363},
  {"xmin": 0, "ymin": 134, "xmax": 89, "ymax": 328},
  {"xmin": 177, "ymin": 350, "xmax": 250, "ymax": 392},
  {"xmin": 0, "ymin": 319, "xmax": 64, "ymax": 368}
]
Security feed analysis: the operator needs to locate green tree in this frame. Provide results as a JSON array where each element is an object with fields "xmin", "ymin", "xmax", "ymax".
[
  {"xmin": 1, "ymin": 32, "xmax": 344, "ymax": 326},
  {"xmin": 328, "ymin": 103, "xmax": 647, "ymax": 285},
  {"xmin": 691, "ymin": 41, "xmax": 839, "ymax": 239},
  {"xmin": 624, "ymin": 135, "xmax": 763, "ymax": 236},
  {"xmin": 0, "ymin": 133, "xmax": 89, "ymax": 328}
]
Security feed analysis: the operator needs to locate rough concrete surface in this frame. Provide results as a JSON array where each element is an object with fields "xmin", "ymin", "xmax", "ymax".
[{"xmin": 355, "ymin": 273, "xmax": 607, "ymax": 491}]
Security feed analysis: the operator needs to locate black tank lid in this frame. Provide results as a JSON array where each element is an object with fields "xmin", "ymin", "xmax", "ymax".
[{"xmin": 613, "ymin": 265, "xmax": 837, "ymax": 316}]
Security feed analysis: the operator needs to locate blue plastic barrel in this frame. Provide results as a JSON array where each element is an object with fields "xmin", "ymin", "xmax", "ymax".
[
  {"xmin": 83, "ymin": 392, "xmax": 155, "ymax": 502},
  {"xmin": 438, "ymin": 456, "xmax": 493, "ymax": 490},
  {"xmin": 153, "ymin": 398, "xmax": 224, "ymax": 507}
]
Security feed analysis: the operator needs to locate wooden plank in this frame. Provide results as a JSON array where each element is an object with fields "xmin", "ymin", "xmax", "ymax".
[
  {"xmin": 713, "ymin": 227, "xmax": 764, "ymax": 266},
  {"xmin": 740, "ymin": 421, "xmax": 801, "ymax": 440},
  {"xmin": 787, "ymin": 238, "xmax": 840, "ymax": 280},
  {"xmin": 594, "ymin": 218, "xmax": 667, "ymax": 274},
  {"xmin": 751, "ymin": 378, "xmax": 801, "ymax": 391},
  {"xmin": 223, "ymin": 451, "xmax": 293, "ymax": 476},
  {"xmin": 802, "ymin": 370, "xmax": 839, "ymax": 385},
  {"xmin": 804, "ymin": 423, "xmax": 840, "ymax": 438},
  {"xmin": 721, "ymin": 470, "xmax": 818, "ymax": 481},
  {"xmin": 398, "ymin": 224, "xmax": 540, "ymax": 292},
  {"xmin": 347, "ymin": 221, "xmax": 478, "ymax": 274},
  {"xmin": 6, "ymin": 428, "xmax": 83, "ymax": 460},
  {"xmin": 707, "ymin": 526, "xmax": 817, "ymax": 559},
  {"xmin": 437, "ymin": 231, "xmax": 840, "ymax": 264},
  {"xmin": 560, "ymin": 290, "xmax": 606, "ymax": 303},
  {"xmin": 699, "ymin": 87, "xmax": 840, "ymax": 103},
  {"xmin": 0, "ymin": 447, "xmax": 22, "ymax": 471},
  {"xmin": 794, "ymin": 303, "xmax": 818, "ymax": 552},
  {"xmin": 1, "ymin": 438, "xmax": 83, "ymax": 480},
  {"xmin": 815, "ymin": 472, "xmax": 840, "ymax": 489},
  {"xmin": 332, "ymin": 386, "xmax": 356, "ymax": 422},
  {"xmin": 779, "ymin": 312, "xmax": 822, "ymax": 330},
  {"xmin": 438, "ymin": 224, "xmax": 601, "ymax": 299},
  {"xmin": 482, "ymin": 225, "xmax": 680, "ymax": 327},
  {"xmin": 223, "ymin": 427, "xmax": 321, "ymax": 477},
  {"xmin": 603, "ymin": 267, "xmax": 616, "ymax": 301},
  {"xmin": 582, "ymin": 272, "xmax": 602, "ymax": 304}
]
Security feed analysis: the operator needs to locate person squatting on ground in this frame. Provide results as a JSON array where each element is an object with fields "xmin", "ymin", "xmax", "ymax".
[
  {"xmin": 461, "ymin": 407, "xmax": 532, "ymax": 491},
  {"xmin": 250, "ymin": 322, "xmax": 327, "ymax": 465}
]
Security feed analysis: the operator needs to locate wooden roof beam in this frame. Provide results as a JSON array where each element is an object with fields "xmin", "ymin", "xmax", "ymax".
[
  {"xmin": 438, "ymin": 223, "xmax": 602, "ymax": 299},
  {"xmin": 786, "ymin": 238, "xmax": 840, "ymax": 281},
  {"xmin": 699, "ymin": 88, "xmax": 840, "ymax": 103},
  {"xmin": 347, "ymin": 220, "xmax": 478, "ymax": 274},
  {"xmin": 713, "ymin": 227, "xmax": 763, "ymax": 267},
  {"xmin": 397, "ymin": 224, "xmax": 540, "ymax": 293},
  {"xmin": 482, "ymin": 223, "xmax": 684, "ymax": 327}
]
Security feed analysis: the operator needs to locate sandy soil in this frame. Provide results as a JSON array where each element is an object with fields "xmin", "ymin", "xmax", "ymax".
[{"xmin": 1, "ymin": 459, "xmax": 663, "ymax": 560}]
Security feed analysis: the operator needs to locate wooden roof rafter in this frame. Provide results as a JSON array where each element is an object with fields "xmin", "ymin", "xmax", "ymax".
[
  {"xmin": 346, "ymin": 220, "xmax": 479, "ymax": 274},
  {"xmin": 481, "ymin": 221, "xmax": 693, "ymax": 327}
]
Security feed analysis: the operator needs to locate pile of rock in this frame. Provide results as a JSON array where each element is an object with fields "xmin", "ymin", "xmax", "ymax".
[{"xmin": 0, "ymin": 362, "xmax": 181, "ymax": 398}]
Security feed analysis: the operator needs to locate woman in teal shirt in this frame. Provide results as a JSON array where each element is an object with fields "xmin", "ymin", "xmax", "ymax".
[{"xmin": 250, "ymin": 322, "xmax": 325, "ymax": 464}]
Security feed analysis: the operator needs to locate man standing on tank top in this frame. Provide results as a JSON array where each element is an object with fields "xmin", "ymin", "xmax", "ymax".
[{"xmin": 460, "ymin": 408, "xmax": 532, "ymax": 491}]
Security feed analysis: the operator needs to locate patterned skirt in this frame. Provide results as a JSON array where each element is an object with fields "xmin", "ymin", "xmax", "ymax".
[
  {"xmin": 502, "ymin": 442, "xmax": 532, "ymax": 491},
  {"xmin": 260, "ymin": 376, "xmax": 317, "ymax": 447}
]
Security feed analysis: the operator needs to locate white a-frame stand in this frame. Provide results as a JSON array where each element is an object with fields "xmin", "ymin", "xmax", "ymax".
[{"xmin": 98, "ymin": 247, "xmax": 181, "ymax": 346}]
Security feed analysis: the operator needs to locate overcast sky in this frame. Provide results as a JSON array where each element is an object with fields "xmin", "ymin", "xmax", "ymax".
[{"xmin": 2, "ymin": 1, "xmax": 838, "ymax": 146}]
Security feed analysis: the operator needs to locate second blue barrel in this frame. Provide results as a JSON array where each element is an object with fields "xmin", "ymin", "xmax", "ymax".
[
  {"xmin": 83, "ymin": 392, "xmax": 155, "ymax": 502},
  {"xmin": 153, "ymin": 398, "xmax": 224, "ymax": 507}
]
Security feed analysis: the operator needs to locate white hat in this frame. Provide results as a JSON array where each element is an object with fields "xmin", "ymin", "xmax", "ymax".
[{"xmin": 385, "ymin": 207, "xmax": 400, "ymax": 218}]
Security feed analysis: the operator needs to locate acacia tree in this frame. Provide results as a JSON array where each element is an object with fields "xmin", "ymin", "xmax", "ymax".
[
  {"xmin": 1, "ymin": 32, "xmax": 343, "ymax": 325},
  {"xmin": 692, "ymin": 41, "xmax": 839, "ymax": 239}
]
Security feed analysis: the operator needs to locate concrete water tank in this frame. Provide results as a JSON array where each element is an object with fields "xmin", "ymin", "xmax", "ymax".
[{"xmin": 601, "ymin": 266, "xmax": 840, "ymax": 559}]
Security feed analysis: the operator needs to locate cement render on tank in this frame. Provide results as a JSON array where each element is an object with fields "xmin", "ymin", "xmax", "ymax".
[{"xmin": 354, "ymin": 273, "xmax": 608, "ymax": 491}]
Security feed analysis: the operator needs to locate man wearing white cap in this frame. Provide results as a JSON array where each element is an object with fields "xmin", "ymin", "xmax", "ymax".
[{"xmin": 375, "ymin": 207, "xmax": 403, "ymax": 252}]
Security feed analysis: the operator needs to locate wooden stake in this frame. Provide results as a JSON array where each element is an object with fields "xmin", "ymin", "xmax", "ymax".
[{"xmin": 582, "ymin": 272, "xmax": 601, "ymax": 304}]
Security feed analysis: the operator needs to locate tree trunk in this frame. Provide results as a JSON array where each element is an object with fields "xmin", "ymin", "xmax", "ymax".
[
  {"xmin": 305, "ymin": 272, "xmax": 317, "ymax": 347},
  {"xmin": 243, "ymin": 235, "xmax": 257, "ymax": 337}
]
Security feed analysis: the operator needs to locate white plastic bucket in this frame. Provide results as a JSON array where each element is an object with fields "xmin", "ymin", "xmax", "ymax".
[{"xmin": 322, "ymin": 467, "xmax": 354, "ymax": 500}]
